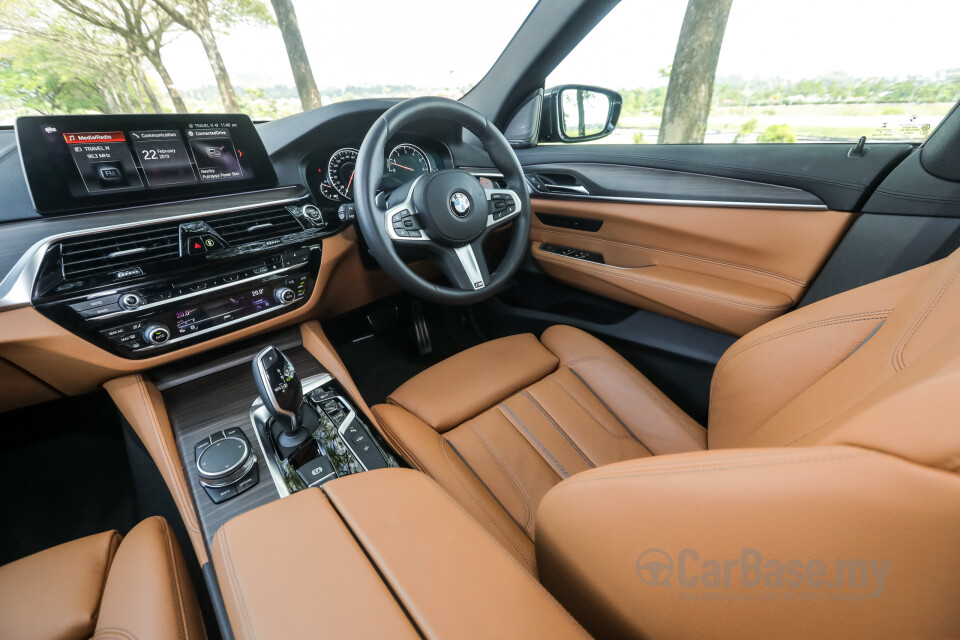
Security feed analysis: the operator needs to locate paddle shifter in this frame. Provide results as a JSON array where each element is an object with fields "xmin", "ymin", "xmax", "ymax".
[{"xmin": 253, "ymin": 346, "xmax": 311, "ymax": 448}]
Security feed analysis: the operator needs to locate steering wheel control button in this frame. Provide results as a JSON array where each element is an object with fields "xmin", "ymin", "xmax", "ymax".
[{"xmin": 143, "ymin": 324, "xmax": 171, "ymax": 345}]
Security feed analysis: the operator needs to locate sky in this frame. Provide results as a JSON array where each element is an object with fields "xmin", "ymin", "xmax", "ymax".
[{"xmin": 126, "ymin": 0, "xmax": 960, "ymax": 92}]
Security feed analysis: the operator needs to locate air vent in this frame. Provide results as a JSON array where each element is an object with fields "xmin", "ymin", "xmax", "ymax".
[
  {"xmin": 206, "ymin": 207, "xmax": 304, "ymax": 245},
  {"xmin": 60, "ymin": 222, "xmax": 180, "ymax": 279}
]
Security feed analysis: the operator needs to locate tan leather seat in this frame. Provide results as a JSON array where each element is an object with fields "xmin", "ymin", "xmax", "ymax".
[
  {"xmin": 374, "ymin": 249, "xmax": 960, "ymax": 638},
  {"xmin": 372, "ymin": 324, "xmax": 708, "ymax": 573},
  {"xmin": 0, "ymin": 516, "xmax": 205, "ymax": 640}
]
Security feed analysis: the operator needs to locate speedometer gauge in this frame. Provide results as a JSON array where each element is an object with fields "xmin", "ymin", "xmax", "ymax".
[
  {"xmin": 328, "ymin": 148, "xmax": 358, "ymax": 199},
  {"xmin": 387, "ymin": 144, "xmax": 431, "ymax": 181}
]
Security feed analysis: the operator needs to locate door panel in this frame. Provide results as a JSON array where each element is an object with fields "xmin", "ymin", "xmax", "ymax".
[{"xmin": 529, "ymin": 198, "xmax": 852, "ymax": 335}]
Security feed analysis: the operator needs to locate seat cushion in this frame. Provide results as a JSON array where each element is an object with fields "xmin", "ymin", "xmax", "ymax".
[
  {"xmin": 0, "ymin": 517, "xmax": 204, "ymax": 640},
  {"xmin": 373, "ymin": 325, "xmax": 705, "ymax": 572}
]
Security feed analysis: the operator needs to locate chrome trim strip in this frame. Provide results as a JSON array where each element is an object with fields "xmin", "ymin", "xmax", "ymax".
[
  {"xmin": 466, "ymin": 169, "xmax": 828, "ymax": 211},
  {"xmin": 90, "ymin": 258, "xmax": 309, "ymax": 321},
  {"xmin": 454, "ymin": 245, "xmax": 485, "ymax": 290},
  {"xmin": 335, "ymin": 399, "xmax": 368, "ymax": 472},
  {"xmin": 0, "ymin": 189, "xmax": 308, "ymax": 312}
]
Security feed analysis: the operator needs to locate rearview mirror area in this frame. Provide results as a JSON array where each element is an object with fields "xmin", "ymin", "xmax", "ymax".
[{"xmin": 541, "ymin": 85, "xmax": 622, "ymax": 143}]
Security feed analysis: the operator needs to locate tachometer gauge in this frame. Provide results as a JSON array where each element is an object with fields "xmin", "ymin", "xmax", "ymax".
[
  {"xmin": 328, "ymin": 148, "xmax": 358, "ymax": 199},
  {"xmin": 387, "ymin": 144, "xmax": 431, "ymax": 181},
  {"xmin": 319, "ymin": 180, "xmax": 340, "ymax": 201}
]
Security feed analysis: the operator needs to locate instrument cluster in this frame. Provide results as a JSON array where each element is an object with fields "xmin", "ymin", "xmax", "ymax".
[{"xmin": 304, "ymin": 137, "xmax": 450, "ymax": 209}]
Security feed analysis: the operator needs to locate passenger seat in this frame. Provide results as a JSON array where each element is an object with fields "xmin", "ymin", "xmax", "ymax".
[{"xmin": 0, "ymin": 516, "xmax": 205, "ymax": 640}]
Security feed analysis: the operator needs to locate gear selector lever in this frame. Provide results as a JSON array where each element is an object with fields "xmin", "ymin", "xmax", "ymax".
[{"xmin": 253, "ymin": 346, "xmax": 311, "ymax": 448}]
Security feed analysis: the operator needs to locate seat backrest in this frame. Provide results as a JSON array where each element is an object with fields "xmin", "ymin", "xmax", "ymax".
[{"xmin": 709, "ymin": 248, "xmax": 960, "ymax": 474}]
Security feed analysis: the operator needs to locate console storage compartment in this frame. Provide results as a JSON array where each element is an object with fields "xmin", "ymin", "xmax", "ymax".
[{"xmin": 211, "ymin": 468, "xmax": 588, "ymax": 639}]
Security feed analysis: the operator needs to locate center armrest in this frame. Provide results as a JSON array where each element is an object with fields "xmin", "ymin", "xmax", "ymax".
[{"xmin": 212, "ymin": 468, "xmax": 589, "ymax": 640}]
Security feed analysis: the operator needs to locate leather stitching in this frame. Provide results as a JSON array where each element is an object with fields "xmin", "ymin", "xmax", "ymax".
[
  {"xmin": 537, "ymin": 252, "xmax": 793, "ymax": 311},
  {"xmin": 533, "ymin": 231, "xmax": 807, "ymax": 286},
  {"xmin": 92, "ymin": 628, "xmax": 137, "ymax": 639},
  {"xmin": 156, "ymin": 517, "xmax": 189, "ymax": 640},
  {"xmin": 562, "ymin": 360, "xmax": 705, "ymax": 450},
  {"xmin": 218, "ymin": 524, "xmax": 257, "ymax": 640},
  {"xmin": 439, "ymin": 440, "xmax": 537, "ymax": 571},
  {"xmin": 468, "ymin": 422, "xmax": 534, "ymax": 532},
  {"xmin": 92, "ymin": 532, "xmax": 121, "ymax": 629},
  {"xmin": 498, "ymin": 403, "xmax": 570, "ymax": 479},
  {"xmin": 548, "ymin": 374, "xmax": 630, "ymax": 440},
  {"xmin": 711, "ymin": 311, "xmax": 893, "ymax": 398},
  {"xmin": 522, "ymin": 389, "xmax": 595, "ymax": 468},
  {"xmin": 560, "ymin": 449, "xmax": 868, "ymax": 487},
  {"xmin": 894, "ymin": 258, "xmax": 960, "ymax": 371},
  {"xmin": 418, "ymin": 476, "xmax": 592, "ymax": 638},
  {"xmin": 369, "ymin": 406, "xmax": 426, "ymax": 472}
]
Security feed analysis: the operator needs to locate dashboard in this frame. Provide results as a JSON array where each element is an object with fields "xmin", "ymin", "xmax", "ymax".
[{"xmin": 0, "ymin": 100, "xmax": 494, "ymax": 398}]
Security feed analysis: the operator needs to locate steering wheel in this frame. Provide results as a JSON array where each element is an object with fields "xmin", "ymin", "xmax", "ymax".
[{"xmin": 354, "ymin": 97, "xmax": 531, "ymax": 305}]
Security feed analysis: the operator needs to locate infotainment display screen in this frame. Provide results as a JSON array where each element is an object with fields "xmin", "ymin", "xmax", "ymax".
[{"xmin": 16, "ymin": 113, "xmax": 278, "ymax": 215}]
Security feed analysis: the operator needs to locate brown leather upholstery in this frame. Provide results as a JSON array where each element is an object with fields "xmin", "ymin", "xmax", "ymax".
[
  {"xmin": 533, "ymin": 250, "xmax": 960, "ymax": 639},
  {"xmin": 373, "ymin": 325, "xmax": 706, "ymax": 572},
  {"xmin": 529, "ymin": 198, "xmax": 853, "ymax": 335},
  {"xmin": 0, "ymin": 517, "xmax": 205, "ymax": 640},
  {"xmin": 376, "ymin": 249, "xmax": 960, "ymax": 638},
  {"xmin": 212, "ymin": 469, "xmax": 589, "ymax": 640}
]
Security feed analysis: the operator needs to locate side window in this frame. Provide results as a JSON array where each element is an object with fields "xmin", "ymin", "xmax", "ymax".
[{"xmin": 546, "ymin": 0, "xmax": 960, "ymax": 144}]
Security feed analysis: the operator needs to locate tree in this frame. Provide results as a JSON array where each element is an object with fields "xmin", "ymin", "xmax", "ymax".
[
  {"xmin": 658, "ymin": 0, "xmax": 733, "ymax": 144},
  {"xmin": 269, "ymin": 0, "xmax": 321, "ymax": 110},
  {"xmin": 153, "ymin": 0, "xmax": 272, "ymax": 113},
  {"xmin": 0, "ymin": 1, "xmax": 160, "ymax": 114},
  {"xmin": 757, "ymin": 123, "xmax": 796, "ymax": 143},
  {"xmin": 49, "ymin": 0, "xmax": 188, "ymax": 112}
]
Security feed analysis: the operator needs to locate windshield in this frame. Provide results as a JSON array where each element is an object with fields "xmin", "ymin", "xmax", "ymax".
[{"xmin": 0, "ymin": 0, "xmax": 534, "ymax": 125}]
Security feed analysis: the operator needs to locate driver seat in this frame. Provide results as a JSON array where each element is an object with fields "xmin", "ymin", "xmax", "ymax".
[{"xmin": 371, "ymin": 251, "xmax": 960, "ymax": 577}]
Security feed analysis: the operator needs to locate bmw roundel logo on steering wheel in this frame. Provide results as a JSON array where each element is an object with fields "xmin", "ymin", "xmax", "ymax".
[{"xmin": 450, "ymin": 192, "xmax": 471, "ymax": 217}]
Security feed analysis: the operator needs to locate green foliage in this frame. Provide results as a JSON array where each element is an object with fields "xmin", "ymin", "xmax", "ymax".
[
  {"xmin": 761, "ymin": 107, "xmax": 776, "ymax": 115},
  {"xmin": 209, "ymin": 0, "xmax": 275, "ymax": 28},
  {"xmin": 0, "ymin": 35, "xmax": 109, "ymax": 114},
  {"xmin": 757, "ymin": 123, "xmax": 797, "ymax": 143},
  {"xmin": 632, "ymin": 130, "xmax": 644, "ymax": 144},
  {"xmin": 732, "ymin": 117, "xmax": 758, "ymax": 143},
  {"xmin": 882, "ymin": 106, "xmax": 905, "ymax": 115}
]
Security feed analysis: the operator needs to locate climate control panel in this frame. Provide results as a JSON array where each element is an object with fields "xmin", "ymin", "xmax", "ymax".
[{"xmin": 35, "ymin": 245, "xmax": 320, "ymax": 359}]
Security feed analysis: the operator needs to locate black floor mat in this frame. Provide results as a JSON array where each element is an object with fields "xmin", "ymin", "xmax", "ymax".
[
  {"xmin": 0, "ymin": 391, "xmax": 137, "ymax": 565},
  {"xmin": 323, "ymin": 294, "xmax": 484, "ymax": 406}
]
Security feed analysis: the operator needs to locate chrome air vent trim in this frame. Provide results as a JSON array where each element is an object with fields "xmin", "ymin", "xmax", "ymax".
[{"xmin": 0, "ymin": 186, "xmax": 309, "ymax": 312}]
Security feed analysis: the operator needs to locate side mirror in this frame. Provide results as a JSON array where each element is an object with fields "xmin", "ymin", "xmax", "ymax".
[{"xmin": 540, "ymin": 85, "xmax": 622, "ymax": 143}]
